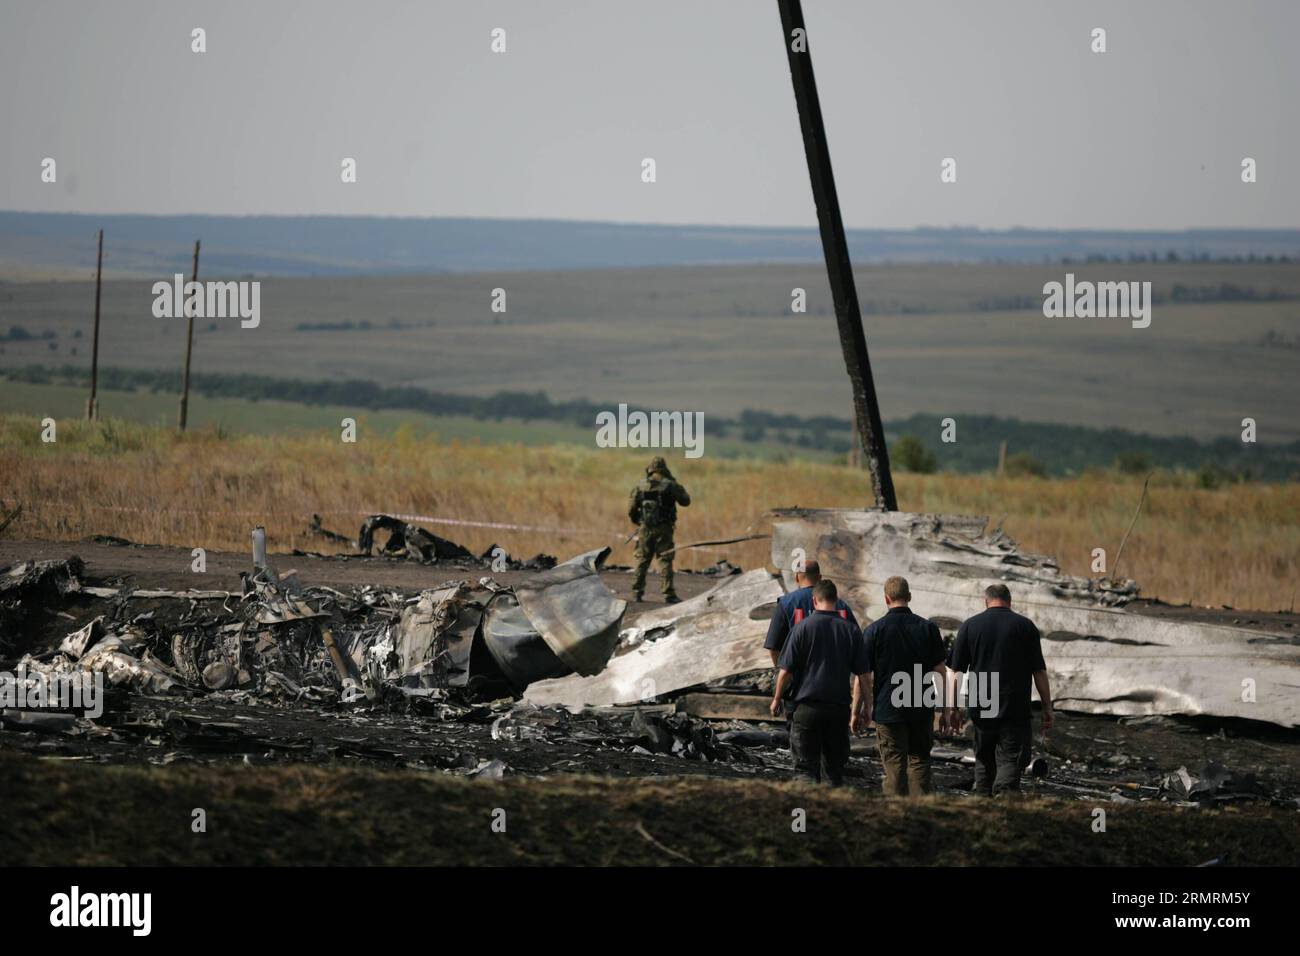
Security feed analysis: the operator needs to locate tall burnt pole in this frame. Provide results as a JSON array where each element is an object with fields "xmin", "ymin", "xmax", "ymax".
[
  {"xmin": 178, "ymin": 239, "xmax": 200, "ymax": 431},
  {"xmin": 86, "ymin": 229, "xmax": 103, "ymax": 420},
  {"xmin": 777, "ymin": 0, "xmax": 897, "ymax": 510}
]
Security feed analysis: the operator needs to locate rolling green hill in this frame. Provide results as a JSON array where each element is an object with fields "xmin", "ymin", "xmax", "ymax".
[
  {"xmin": 2, "ymin": 261, "xmax": 1298, "ymax": 448},
  {"xmin": 5, "ymin": 368, "xmax": 1296, "ymax": 480}
]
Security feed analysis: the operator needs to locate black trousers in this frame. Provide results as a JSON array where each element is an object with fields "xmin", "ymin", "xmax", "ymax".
[
  {"xmin": 972, "ymin": 716, "xmax": 1032, "ymax": 795},
  {"xmin": 790, "ymin": 701, "xmax": 850, "ymax": 785}
]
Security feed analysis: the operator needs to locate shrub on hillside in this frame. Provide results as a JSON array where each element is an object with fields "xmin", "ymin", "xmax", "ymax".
[
  {"xmin": 1005, "ymin": 452, "xmax": 1048, "ymax": 478},
  {"xmin": 892, "ymin": 435, "xmax": 937, "ymax": 474},
  {"xmin": 1115, "ymin": 451, "xmax": 1153, "ymax": 475}
]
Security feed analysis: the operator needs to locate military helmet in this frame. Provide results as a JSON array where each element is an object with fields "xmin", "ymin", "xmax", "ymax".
[{"xmin": 646, "ymin": 455, "xmax": 673, "ymax": 478}]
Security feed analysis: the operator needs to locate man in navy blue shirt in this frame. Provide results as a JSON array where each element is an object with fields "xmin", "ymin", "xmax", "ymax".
[
  {"xmin": 764, "ymin": 558, "xmax": 859, "ymax": 681},
  {"xmin": 772, "ymin": 580, "xmax": 869, "ymax": 785}
]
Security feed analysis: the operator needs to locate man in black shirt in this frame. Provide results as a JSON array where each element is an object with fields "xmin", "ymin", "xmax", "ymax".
[
  {"xmin": 859, "ymin": 575, "xmax": 948, "ymax": 796},
  {"xmin": 771, "ymin": 580, "xmax": 869, "ymax": 785},
  {"xmin": 946, "ymin": 583, "xmax": 1055, "ymax": 796}
]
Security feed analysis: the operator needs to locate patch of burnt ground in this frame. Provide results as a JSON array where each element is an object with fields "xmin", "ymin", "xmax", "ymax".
[{"xmin": 3, "ymin": 752, "xmax": 1296, "ymax": 866}]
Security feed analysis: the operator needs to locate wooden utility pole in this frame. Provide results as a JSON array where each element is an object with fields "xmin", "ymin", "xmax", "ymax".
[
  {"xmin": 848, "ymin": 406, "xmax": 862, "ymax": 469},
  {"xmin": 997, "ymin": 440, "xmax": 1008, "ymax": 477},
  {"xmin": 86, "ymin": 229, "xmax": 103, "ymax": 420},
  {"xmin": 777, "ymin": 0, "xmax": 897, "ymax": 509},
  {"xmin": 178, "ymin": 239, "xmax": 200, "ymax": 430}
]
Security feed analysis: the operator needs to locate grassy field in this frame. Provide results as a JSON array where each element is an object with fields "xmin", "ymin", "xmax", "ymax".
[
  {"xmin": 3, "ymin": 415, "xmax": 1296, "ymax": 610},
  {"xmin": 3, "ymin": 261, "xmax": 1298, "ymax": 443},
  {"xmin": 0, "ymin": 380, "xmax": 819, "ymax": 459},
  {"xmin": 4, "ymin": 750, "xmax": 1293, "ymax": 866}
]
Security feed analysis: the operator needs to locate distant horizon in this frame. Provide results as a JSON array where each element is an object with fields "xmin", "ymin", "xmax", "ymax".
[
  {"xmin": 4, "ymin": 210, "xmax": 1299, "ymax": 280},
  {"xmin": 5, "ymin": 209, "xmax": 1300, "ymax": 235}
]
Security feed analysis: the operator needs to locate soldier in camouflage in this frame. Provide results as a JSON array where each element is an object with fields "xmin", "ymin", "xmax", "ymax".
[{"xmin": 628, "ymin": 456, "xmax": 691, "ymax": 603}]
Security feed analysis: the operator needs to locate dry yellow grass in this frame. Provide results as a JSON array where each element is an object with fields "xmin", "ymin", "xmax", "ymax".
[{"xmin": 3, "ymin": 415, "xmax": 1297, "ymax": 610}]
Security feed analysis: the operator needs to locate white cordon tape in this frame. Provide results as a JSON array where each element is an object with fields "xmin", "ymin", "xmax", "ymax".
[
  {"xmin": 36, "ymin": 503, "xmax": 753, "ymax": 553},
  {"xmin": 37, "ymin": 502, "xmax": 615, "ymax": 537},
  {"xmin": 373, "ymin": 511, "xmax": 608, "ymax": 536}
]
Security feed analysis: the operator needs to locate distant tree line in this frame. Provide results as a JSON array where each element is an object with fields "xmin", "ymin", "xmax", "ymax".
[
  {"xmin": 1067, "ymin": 252, "xmax": 1296, "ymax": 264},
  {"xmin": 6, "ymin": 365, "xmax": 1297, "ymax": 481},
  {"xmin": 293, "ymin": 318, "xmax": 436, "ymax": 332},
  {"xmin": 883, "ymin": 413, "xmax": 1299, "ymax": 483},
  {"xmin": 2, "ymin": 325, "xmax": 59, "ymax": 342}
]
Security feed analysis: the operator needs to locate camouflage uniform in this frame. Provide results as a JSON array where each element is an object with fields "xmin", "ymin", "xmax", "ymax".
[{"xmin": 628, "ymin": 457, "xmax": 691, "ymax": 602}]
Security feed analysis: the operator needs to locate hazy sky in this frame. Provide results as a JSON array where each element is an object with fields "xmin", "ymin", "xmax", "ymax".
[{"xmin": 2, "ymin": 0, "xmax": 1296, "ymax": 229}]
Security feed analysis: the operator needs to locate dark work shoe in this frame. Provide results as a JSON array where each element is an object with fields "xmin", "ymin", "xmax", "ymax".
[
  {"xmin": 633, "ymin": 592, "xmax": 644, "ymax": 603},
  {"xmin": 664, "ymin": 594, "xmax": 681, "ymax": 604}
]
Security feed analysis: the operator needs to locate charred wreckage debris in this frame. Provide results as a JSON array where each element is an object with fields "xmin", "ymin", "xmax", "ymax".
[
  {"xmin": 1, "ymin": 544, "xmax": 624, "ymax": 709},
  {"xmin": 2, "ymin": 510, "xmax": 1299, "ymax": 805},
  {"xmin": 0, "ymin": 545, "xmax": 780, "ymax": 778},
  {"xmin": 309, "ymin": 512, "xmax": 558, "ymax": 569}
]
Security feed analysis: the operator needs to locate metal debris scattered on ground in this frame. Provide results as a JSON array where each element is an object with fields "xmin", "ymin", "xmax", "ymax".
[
  {"xmin": 1, "ymin": 557, "xmax": 86, "ymax": 651},
  {"xmin": 1161, "ymin": 761, "xmax": 1269, "ymax": 805},
  {"xmin": 3, "ymin": 509, "xmax": 1300, "ymax": 806},
  {"xmin": 527, "ymin": 569, "xmax": 783, "ymax": 707},
  {"xmin": 309, "ymin": 513, "xmax": 557, "ymax": 570},
  {"xmin": 4, "ymin": 548, "xmax": 624, "ymax": 713}
]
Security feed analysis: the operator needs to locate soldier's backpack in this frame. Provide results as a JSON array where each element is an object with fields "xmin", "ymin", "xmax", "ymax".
[{"xmin": 639, "ymin": 481, "xmax": 670, "ymax": 526}]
